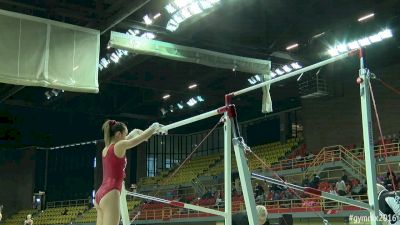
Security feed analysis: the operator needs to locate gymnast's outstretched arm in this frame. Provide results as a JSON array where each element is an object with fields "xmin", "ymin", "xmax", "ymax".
[{"xmin": 115, "ymin": 123, "xmax": 163, "ymax": 156}]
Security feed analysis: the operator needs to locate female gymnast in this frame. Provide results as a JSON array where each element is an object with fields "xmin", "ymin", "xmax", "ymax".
[{"xmin": 95, "ymin": 120, "xmax": 162, "ymax": 225}]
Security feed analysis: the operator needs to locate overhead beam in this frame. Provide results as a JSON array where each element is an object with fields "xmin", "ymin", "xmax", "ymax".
[
  {"xmin": 109, "ymin": 32, "xmax": 271, "ymax": 74},
  {"xmin": 100, "ymin": 0, "xmax": 151, "ymax": 35},
  {"xmin": 2, "ymin": 99, "xmax": 155, "ymax": 120},
  {"xmin": 0, "ymin": 85, "xmax": 25, "ymax": 104}
]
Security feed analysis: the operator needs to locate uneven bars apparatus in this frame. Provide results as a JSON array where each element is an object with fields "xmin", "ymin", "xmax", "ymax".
[
  {"xmin": 119, "ymin": 50, "xmax": 377, "ymax": 225},
  {"xmin": 225, "ymin": 49, "xmax": 380, "ymax": 225}
]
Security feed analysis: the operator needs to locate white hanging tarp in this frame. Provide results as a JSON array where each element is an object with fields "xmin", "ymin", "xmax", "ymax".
[{"xmin": 0, "ymin": 9, "xmax": 100, "ymax": 93}]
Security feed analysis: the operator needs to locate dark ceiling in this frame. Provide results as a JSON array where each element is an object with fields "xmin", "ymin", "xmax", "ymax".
[{"xmin": 0, "ymin": 0, "xmax": 399, "ymax": 148}]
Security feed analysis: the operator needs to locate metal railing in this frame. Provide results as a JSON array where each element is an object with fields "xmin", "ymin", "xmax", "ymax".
[
  {"xmin": 46, "ymin": 199, "xmax": 89, "ymax": 208},
  {"xmin": 135, "ymin": 195, "xmax": 369, "ymax": 221}
]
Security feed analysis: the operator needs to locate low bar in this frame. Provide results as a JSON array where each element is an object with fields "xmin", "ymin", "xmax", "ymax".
[
  {"xmin": 251, "ymin": 173, "xmax": 371, "ymax": 210},
  {"xmin": 126, "ymin": 191, "xmax": 226, "ymax": 217}
]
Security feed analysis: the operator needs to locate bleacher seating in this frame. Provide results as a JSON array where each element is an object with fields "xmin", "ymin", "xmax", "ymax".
[
  {"xmin": 33, "ymin": 206, "xmax": 86, "ymax": 225},
  {"xmin": 4, "ymin": 209, "xmax": 37, "ymax": 225},
  {"xmin": 204, "ymin": 138, "xmax": 301, "ymax": 176},
  {"xmin": 75, "ymin": 199, "xmax": 140, "ymax": 223},
  {"xmin": 159, "ymin": 154, "xmax": 221, "ymax": 185}
]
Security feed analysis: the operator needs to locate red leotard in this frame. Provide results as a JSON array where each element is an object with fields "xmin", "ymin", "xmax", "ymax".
[{"xmin": 95, "ymin": 144, "xmax": 126, "ymax": 205}]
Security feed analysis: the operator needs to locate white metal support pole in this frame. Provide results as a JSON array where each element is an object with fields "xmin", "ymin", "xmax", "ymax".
[
  {"xmin": 224, "ymin": 114, "xmax": 232, "ymax": 225},
  {"xmin": 359, "ymin": 49, "xmax": 380, "ymax": 225},
  {"xmin": 233, "ymin": 137, "xmax": 259, "ymax": 225},
  {"xmin": 120, "ymin": 183, "xmax": 130, "ymax": 225}
]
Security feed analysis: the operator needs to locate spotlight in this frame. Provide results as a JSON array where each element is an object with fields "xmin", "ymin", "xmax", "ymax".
[
  {"xmin": 270, "ymin": 72, "xmax": 277, "ymax": 78},
  {"xmin": 181, "ymin": 8, "xmax": 192, "ymax": 19},
  {"xmin": 141, "ymin": 32, "xmax": 156, "ymax": 39},
  {"xmin": 110, "ymin": 53, "xmax": 120, "ymax": 63},
  {"xmin": 45, "ymin": 91, "xmax": 51, "ymax": 100},
  {"xmin": 165, "ymin": 4, "xmax": 177, "ymax": 14},
  {"xmin": 248, "ymin": 77, "xmax": 256, "ymax": 85},
  {"xmin": 199, "ymin": 0, "xmax": 213, "ymax": 9},
  {"xmin": 187, "ymin": 98, "xmax": 197, "ymax": 106},
  {"xmin": 174, "ymin": 0, "xmax": 192, "ymax": 8},
  {"xmin": 100, "ymin": 58, "xmax": 109, "ymax": 68},
  {"xmin": 286, "ymin": 43, "xmax": 299, "ymax": 50},
  {"xmin": 153, "ymin": 13, "xmax": 161, "ymax": 19},
  {"xmin": 378, "ymin": 29, "xmax": 393, "ymax": 39},
  {"xmin": 169, "ymin": 105, "xmax": 174, "ymax": 112},
  {"xmin": 163, "ymin": 94, "xmax": 170, "ymax": 100},
  {"xmin": 312, "ymin": 32, "xmax": 325, "ymax": 39},
  {"xmin": 290, "ymin": 62, "xmax": 302, "ymax": 69},
  {"xmin": 328, "ymin": 48, "xmax": 339, "ymax": 57},
  {"xmin": 358, "ymin": 38, "xmax": 371, "ymax": 46},
  {"xmin": 275, "ymin": 68, "xmax": 284, "ymax": 75},
  {"xmin": 173, "ymin": 13, "xmax": 185, "ymax": 23},
  {"xmin": 347, "ymin": 41, "xmax": 360, "ymax": 50},
  {"xmin": 188, "ymin": 2, "xmax": 203, "ymax": 14},
  {"xmin": 51, "ymin": 90, "xmax": 59, "ymax": 96},
  {"xmin": 254, "ymin": 75, "xmax": 261, "ymax": 82},
  {"xmin": 358, "ymin": 13, "xmax": 374, "ymax": 22},
  {"xmin": 282, "ymin": 65, "xmax": 292, "ymax": 73},
  {"xmin": 160, "ymin": 108, "xmax": 168, "ymax": 115},
  {"xmin": 336, "ymin": 44, "xmax": 348, "ymax": 53},
  {"xmin": 166, "ymin": 20, "xmax": 179, "ymax": 32},
  {"xmin": 188, "ymin": 84, "xmax": 197, "ymax": 89},
  {"xmin": 196, "ymin": 96, "xmax": 204, "ymax": 102},
  {"xmin": 368, "ymin": 34, "xmax": 382, "ymax": 43},
  {"xmin": 143, "ymin": 15, "xmax": 153, "ymax": 25},
  {"xmin": 177, "ymin": 103, "xmax": 184, "ymax": 109},
  {"xmin": 127, "ymin": 29, "xmax": 136, "ymax": 36}
]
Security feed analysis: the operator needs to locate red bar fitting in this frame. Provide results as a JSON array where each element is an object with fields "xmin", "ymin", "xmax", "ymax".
[
  {"xmin": 348, "ymin": 49, "xmax": 358, "ymax": 57},
  {"xmin": 225, "ymin": 93, "xmax": 234, "ymax": 106},
  {"xmin": 217, "ymin": 104, "xmax": 237, "ymax": 118},
  {"xmin": 358, "ymin": 48, "xmax": 366, "ymax": 59}
]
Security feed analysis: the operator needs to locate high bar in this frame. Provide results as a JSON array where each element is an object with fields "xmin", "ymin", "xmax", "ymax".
[{"xmin": 233, "ymin": 51, "xmax": 356, "ymax": 97}]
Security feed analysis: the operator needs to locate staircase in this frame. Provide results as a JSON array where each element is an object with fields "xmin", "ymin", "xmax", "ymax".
[
  {"xmin": 191, "ymin": 171, "xmax": 206, "ymax": 196},
  {"xmin": 304, "ymin": 145, "xmax": 366, "ymax": 182}
]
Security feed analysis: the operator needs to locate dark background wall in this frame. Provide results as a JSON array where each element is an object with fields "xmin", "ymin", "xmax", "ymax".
[
  {"xmin": 301, "ymin": 59, "xmax": 400, "ymax": 152},
  {"xmin": 0, "ymin": 149, "xmax": 36, "ymax": 217}
]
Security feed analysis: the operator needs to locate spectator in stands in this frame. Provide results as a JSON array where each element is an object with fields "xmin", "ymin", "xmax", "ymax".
[
  {"xmin": 232, "ymin": 205, "xmax": 269, "ymax": 225},
  {"xmin": 302, "ymin": 175, "xmax": 310, "ymax": 187},
  {"xmin": 178, "ymin": 185, "xmax": 184, "ymax": 197},
  {"xmin": 254, "ymin": 183, "xmax": 265, "ymax": 199},
  {"xmin": 309, "ymin": 174, "xmax": 320, "ymax": 189},
  {"xmin": 336, "ymin": 176, "xmax": 347, "ymax": 196},
  {"xmin": 351, "ymin": 182, "xmax": 367, "ymax": 195},
  {"xmin": 0, "ymin": 205, "xmax": 3, "ymax": 222},
  {"xmin": 130, "ymin": 184, "xmax": 137, "ymax": 193},
  {"xmin": 214, "ymin": 190, "xmax": 223, "ymax": 207},
  {"xmin": 61, "ymin": 208, "xmax": 68, "ymax": 215},
  {"xmin": 329, "ymin": 183, "xmax": 337, "ymax": 195},
  {"xmin": 385, "ymin": 171, "xmax": 397, "ymax": 191},
  {"xmin": 232, "ymin": 187, "xmax": 238, "ymax": 197},
  {"xmin": 24, "ymin": 214, "xmax": 33, "ymax": 225},
  {"xmin": 202, "ymin": 188, "xmax": 213, "ymax": 199},
  {"xmin": 87, "ymin": 195, "xmax": 93, "ymax": 209}
]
